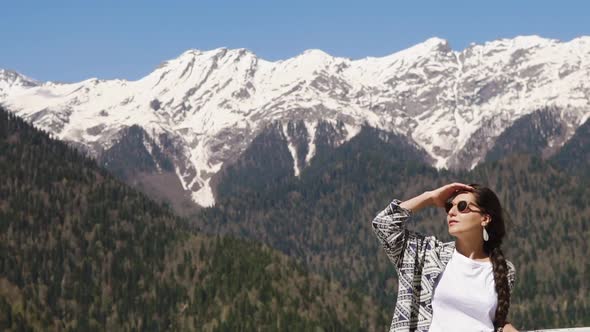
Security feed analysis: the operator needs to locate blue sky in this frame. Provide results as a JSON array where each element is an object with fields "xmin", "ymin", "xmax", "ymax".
[{"xmin": 1, "ymin": 0, "xmax": 588, "ymax": 83}]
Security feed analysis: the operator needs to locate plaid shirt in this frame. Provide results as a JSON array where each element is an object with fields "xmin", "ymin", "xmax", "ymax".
[{"xmin": 372, "ymin": 199, "xmax": 516, "ymax": 332}]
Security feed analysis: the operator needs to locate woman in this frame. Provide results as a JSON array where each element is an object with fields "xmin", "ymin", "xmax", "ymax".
[{"xmin": 372, "ymin": 182, "xmax": 518, "ymax": 332}]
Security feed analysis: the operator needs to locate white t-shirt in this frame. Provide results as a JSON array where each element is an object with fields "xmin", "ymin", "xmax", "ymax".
[{"xmin": 428, "ymin": 248, "xmax": 498, "ymax": 332}]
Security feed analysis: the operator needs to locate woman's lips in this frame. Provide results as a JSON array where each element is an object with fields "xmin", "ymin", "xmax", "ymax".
[{"xmin": 449, "ymin": 220, "xmax": 459, "ymax": 226}]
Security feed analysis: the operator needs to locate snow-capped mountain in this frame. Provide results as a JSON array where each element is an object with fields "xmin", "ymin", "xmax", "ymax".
[
  {"xmin": 0, "ymin": 69, "xmax": 38, "ymax": 99},
  {"xmin": 1, "ymin": 35, "xmax": 589, "ymax": 207}
]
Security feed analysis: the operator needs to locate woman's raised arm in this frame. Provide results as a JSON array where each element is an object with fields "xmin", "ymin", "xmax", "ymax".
[{"xmin": 371, "ymin": 183, "xmax": 474, "ymax": 269}]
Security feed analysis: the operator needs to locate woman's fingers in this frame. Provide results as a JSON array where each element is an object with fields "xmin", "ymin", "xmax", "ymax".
[
  {"xmin": 453, "ymin": 182, "xmax": 472, "ymax": 189},
  {"xmin": 436, "ymin": 183, "xmax": 474, "ymax": 206},
  {"xmin": 430, "ymin": 183, "xmax": 475, "ymax": 207},
  {"xmin": 449, "ymin": 183, "xmax": 474, "ymax": 192}
]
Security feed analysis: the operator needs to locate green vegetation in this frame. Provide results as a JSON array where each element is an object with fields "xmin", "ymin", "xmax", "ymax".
[{"xmin": 0, "ymin": 107, "xmax": 385, "ymax": 331}]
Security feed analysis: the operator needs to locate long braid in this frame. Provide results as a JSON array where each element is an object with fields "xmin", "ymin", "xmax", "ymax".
[{"xmin": 489, "ymin": 246, "xmax": 511, "ymax": 330}]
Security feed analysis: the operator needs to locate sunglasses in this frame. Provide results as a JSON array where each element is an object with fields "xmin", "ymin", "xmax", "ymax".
[{"xmin": 444, "ymin": 200, "xmax": 485, "ymax": 214}]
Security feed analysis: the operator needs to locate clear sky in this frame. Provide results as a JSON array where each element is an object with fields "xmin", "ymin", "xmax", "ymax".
[{"xmin": 2, "ymin": 0, "xmax": 588, "ymax": 83}]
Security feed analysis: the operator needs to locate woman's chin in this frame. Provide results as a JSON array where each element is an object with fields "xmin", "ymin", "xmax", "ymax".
[{"xmin": 448, "ymin": 227, "xmax": 462, "ymax": 237}]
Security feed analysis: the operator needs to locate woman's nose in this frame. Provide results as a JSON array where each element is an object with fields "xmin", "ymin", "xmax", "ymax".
[{"xmin": 447, "ymin": 207, "xmax": 457, "ymax": 216}]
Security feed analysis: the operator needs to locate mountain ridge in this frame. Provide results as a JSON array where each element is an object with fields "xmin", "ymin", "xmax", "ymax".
[{"xmin": 1, "ymin": 35, "xmax": 589, "ymax": 207}]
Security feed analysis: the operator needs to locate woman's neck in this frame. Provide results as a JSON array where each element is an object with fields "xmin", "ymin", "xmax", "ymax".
[{"xmin": 455, "ymin": 235, "xmax": 489, "ymax": 261}]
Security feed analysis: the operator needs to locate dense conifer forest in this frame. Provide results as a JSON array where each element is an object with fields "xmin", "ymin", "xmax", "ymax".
[{"xmin": 0, "ymin": 107, "xmax": 386, "ymax": 331}]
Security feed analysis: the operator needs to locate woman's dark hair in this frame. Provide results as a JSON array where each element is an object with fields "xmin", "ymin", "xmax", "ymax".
[{"xmin": 447, "ymin": 183, "xmax": 511, "ymax": 330}]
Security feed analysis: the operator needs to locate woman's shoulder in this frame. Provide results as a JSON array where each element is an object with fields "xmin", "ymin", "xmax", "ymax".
[
  {"xmin": 506, "ymin": 259, "xmax": 516, "ymax": 274},
  {"xmin": 505, "ymin": 259, "xmax": 517, "ymax": 292}
]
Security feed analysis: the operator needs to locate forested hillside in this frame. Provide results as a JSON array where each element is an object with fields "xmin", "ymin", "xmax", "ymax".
[{"xmin": 0, "ymin": 107, "xmax": 387, "ymax": 331}]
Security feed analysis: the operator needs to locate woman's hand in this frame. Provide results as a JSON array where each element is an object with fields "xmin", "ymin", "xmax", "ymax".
[
  {"xmin": 399, "ymin": 182, "xmax": 474, "ymax": 213},
  {"xmin": 427, "ymin": 182, "xmax": 475, "ymax": 208}
]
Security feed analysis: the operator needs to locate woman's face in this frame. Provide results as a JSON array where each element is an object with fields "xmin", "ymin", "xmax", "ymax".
[{"xmin": 446, "ymin": 192, "xmax": 489, "ymax": 237}]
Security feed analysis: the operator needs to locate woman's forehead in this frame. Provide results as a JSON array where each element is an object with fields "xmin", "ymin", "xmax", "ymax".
[{"xmin": 452, "ymin": 192, "xmax": 476, "ymax": 203}]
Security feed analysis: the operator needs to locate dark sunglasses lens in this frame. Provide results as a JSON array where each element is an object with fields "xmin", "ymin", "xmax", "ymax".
[
  {"xmin": 458, "ymin": 201, "xmax": 468, "ymax": 212},
  {"xmin": 445, "ymin": 202, "xmax": 452, "ymax": 212}
]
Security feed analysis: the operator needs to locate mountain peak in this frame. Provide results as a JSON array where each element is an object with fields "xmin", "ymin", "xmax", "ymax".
[
  {"xmin": 296, "ymin": 49, "xmax": 335, "ymax": 62},
  {"xmin": 0, "ymin": 69, "xmax": 39, "ymax": 97},
  {"xmin": 301, "ymin": 49, "xmax": 331, "ymax": 56},
  {"xmin": 166, "ymin": 47, "xmax": 257, "ymax": 66},
  {"xmin": 414, "ymin": 37, "xmax": 451, "ymax": 51},
  {"xmin": 423, "ymin": 36, "xmax": 449, "ymax": 46},
  {"xmin": 281, "ymin": 48, "xmax": 337, "ymax": 69},
  {"xmin": 179, "ymin": 49, "xmax": 203, "ymax": 57},
  {"xmin": 481, "ymin": 35, "xmax": 559, "ymax": 50},
  {"xmin": 383, "ymin": 37, "xmax": 452, "ymax": 60},
  {"xmin": 0, "ymin": 69, "xmax": 38, "ymax": 86},
  {"xmin": 510, "ymin": 35, "xmax": 559, "ymax": 48}
]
